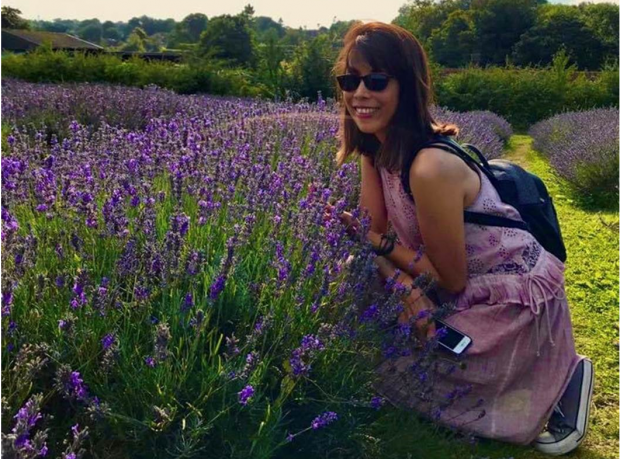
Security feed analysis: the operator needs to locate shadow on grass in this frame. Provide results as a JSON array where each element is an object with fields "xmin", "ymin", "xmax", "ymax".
[
  {"xmin": 560, "ymin": 186, "xmax": 618, "ymax": 215},
  {"xmin": 367, "ymin": 407, "xmax": 612, "ymax": 459}
]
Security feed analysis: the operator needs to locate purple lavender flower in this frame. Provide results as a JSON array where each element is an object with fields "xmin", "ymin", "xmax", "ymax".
[
  {"xmin": 208, "ymin": 274, "xmax": 226, "ymax": 301},
  {"xmin": 370, "ymin": 396, "xmax": 385, "ymax": 410},
  {"xmin": 6, "ymin": 393, "xmax": 48, "ymax": 457},
  {"xmin": 288, "ymin": 334, "xmax": 326, "ymax": 378},
  {"xmin": 360, "ymin": 304, "xmax": 379, "ymax": 323},
  {"xmin": 238, "ymin": 385, "xmax": 255, "ymax": 405},
  {"xmin": 310, "ymin": 411, "xmax": 338, "ymax": 430},
  {"xmin": 101, "ymin": 333, "xmax": 116, "ymax": 350},
  {"xmin": 181, "ymin": 293, "xmax": 194, "ymax": 312}
]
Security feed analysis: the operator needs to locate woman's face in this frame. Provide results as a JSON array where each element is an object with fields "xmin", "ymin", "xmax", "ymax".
[{"xmin": 342, "ymin": 49, "xmax": 400, "ymax": 144}]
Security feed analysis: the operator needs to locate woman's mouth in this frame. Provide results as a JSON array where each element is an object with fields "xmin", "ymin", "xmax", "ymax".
[{"xmin": 354, "ymin": 107, "xmax": 379, "ymax": 118}]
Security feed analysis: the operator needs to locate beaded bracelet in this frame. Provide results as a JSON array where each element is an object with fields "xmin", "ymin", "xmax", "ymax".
[{"xmin": 373, "ymin": 233, "xmax": 397, "ymax": 256}]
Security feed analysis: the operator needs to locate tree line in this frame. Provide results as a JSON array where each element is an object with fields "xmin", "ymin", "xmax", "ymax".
[
  {"xmin": 3, "ymin": 1, "xmax": 618, "ymax": 71},
  {"xmin": 1, "ymin": 2, "xmax": 618, "ymax": 104}
]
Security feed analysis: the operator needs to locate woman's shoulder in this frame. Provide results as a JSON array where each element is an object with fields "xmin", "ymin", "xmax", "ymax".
[{"xmin": 409, "ymin": 146, "xmax": 470, "ymax": 182}]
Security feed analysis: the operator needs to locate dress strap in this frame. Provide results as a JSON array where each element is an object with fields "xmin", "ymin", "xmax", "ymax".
[{"xmin": 525, "ymin": 275, "xmax": 566, "ymax": 357}]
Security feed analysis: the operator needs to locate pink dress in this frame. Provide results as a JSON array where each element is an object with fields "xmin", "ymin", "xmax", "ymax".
[{"xmin": 371, "ymin": 162, "xmax": 584, "ymax": 445}]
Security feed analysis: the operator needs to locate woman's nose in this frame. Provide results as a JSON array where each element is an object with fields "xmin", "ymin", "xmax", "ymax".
[{"xmin": 353, "ymin": 79, "xmax": 371, "ymax": 97}]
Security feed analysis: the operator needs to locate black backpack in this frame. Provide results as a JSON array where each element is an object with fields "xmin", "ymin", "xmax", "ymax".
[{"xmin": 400, "ymin": 134, "xmax": 567, "ymax": 263}]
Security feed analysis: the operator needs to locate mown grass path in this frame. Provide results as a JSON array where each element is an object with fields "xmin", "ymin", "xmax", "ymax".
[{"xmin": 373, "ymin": 135, "xmax": 618, "ymax": 459}]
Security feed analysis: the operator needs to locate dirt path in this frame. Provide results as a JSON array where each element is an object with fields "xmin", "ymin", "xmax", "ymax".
[{"xmin": 502, "ymin": 134, "xmax": 533, "ymax": 165}]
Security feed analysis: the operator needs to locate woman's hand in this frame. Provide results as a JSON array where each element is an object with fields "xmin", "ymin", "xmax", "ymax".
[
  {"xmin": 323, "ymin": 203, "xmax": 362, "ymax": 239},
  {"xmin": 398, "ymin": 289, "xmax": 437, "ymax": 342},
  {"xmin": 374, "ymin": 256, "xmax": 436, "ymax": 342}
]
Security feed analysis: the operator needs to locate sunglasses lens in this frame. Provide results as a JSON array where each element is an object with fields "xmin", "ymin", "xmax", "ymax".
[
  {"xmin": 367, "ymin": 74, "xmax": 389, "ymax": 91},
  {"xmin": 337, "ymin": 73, "xmax": 390, "ymax": 92},
  {"xmin": 337, "ymin": 75, "xmax": 360, "ymax": 92}
]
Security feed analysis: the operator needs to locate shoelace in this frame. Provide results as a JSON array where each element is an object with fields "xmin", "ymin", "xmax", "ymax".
[
  {"xmin": 547, "ymin": 401, "xmax": 571, "ymax": 435},
  {"xmin": 525, "ymin": 274, "xmax": 566, "ymax": 357}
]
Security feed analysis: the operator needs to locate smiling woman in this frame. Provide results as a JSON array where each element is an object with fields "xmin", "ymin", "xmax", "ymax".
[{"xmin": 327, "ymin": 21, "xmax": 592, "ymax": 456}]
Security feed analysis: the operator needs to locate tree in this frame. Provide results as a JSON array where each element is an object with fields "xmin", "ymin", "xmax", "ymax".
[
  {"xmin": 31, "ymin": 19, "xmax": 78, "ymax": 33},
  {"xmin": 254, "ymin": 16, "xmax": 285, "ymax": 40},
  {"xmin": 469, "ymin": 0, "xmax": 538, "ymax": 66},
  {"xmin": 2, "ymin": 6, "xmax": 30, "ymax": 29},
  {"xmin": 77, "ymin": 20, "xmax": 103, "ymax": 44},
  {"xmin": 122, "ymin": 15, "xmax": 175, "ymax": 37},
  {"xmin": 288, "ymin": 34, "xmax": 337, "ymax": 101},
  {"xmin": 102, "ymin": 21, "xmax": 122, "ymax": 42},
  {"xmin": 197, "ymin": 14, "xmax": 257, "ymax": 68},
  {"xmin": 181, "ymin": 13, "xmax": 209, "ymax": 42},
  {"xmin": 512, "ymin": 4, "xmax": 607, "ymax": 70},
  {"xmin": 578, "ymin": 3, "xmax": 619, "ymax": 57},
  {"xmin": 429, "ymin": 10, "xmax": 477, "ymax": 67},
  {"xmin": 393, "ymin": 0, "xmax": 466, "ymax": 46},
  {"xmin": 241, "ymin": 4, "xmax": 255, "ymax": 21},
  {"xmin": 256, "ymin": 28, "xmax": 287, "ymax": 98},
  {"xmin": 119, "ymin": 27, "xmax": 147, "ymax": 52},
  {"xmin": 328, "ymin": 20, "xmax": 355, "ymax": 41}
]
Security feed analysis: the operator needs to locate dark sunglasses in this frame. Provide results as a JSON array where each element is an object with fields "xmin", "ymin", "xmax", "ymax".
[{"xmin": 336, "ymin": 73, "xmax": 393, "ymax": 92}]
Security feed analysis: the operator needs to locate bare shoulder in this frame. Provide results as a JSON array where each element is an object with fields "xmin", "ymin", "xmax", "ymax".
[{"xmin": 409, "ymin": 147, "xmax": 468, "ymax": 182}]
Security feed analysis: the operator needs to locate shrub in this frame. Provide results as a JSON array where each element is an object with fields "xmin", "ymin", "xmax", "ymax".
[{"xmin": 434, "ymin": 53, "xmax": 618, "ymax": 132}]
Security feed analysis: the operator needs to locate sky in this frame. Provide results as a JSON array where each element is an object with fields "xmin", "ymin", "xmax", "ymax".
[{"xmin": 4, "ymin": 0, "xmax": 618, "ymax": 29}]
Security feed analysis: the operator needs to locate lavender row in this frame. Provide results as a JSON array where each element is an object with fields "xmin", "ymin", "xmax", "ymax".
[
  {"xmin": 529, "ymin": 108, "xmax": 619, "ymax": 200},
  {"xmin": 3, "ymin": 79, "xmax": 510, "ymax": 157}
]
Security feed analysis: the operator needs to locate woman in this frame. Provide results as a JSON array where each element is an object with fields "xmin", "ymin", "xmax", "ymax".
[{"xmin": 327, "ymin": 21, "xmax": 593, "ymax": 455}]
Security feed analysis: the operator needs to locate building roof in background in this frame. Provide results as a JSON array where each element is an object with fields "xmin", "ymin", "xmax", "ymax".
[{"xmin": 1, "ymin": 29, "xmax": 103, "ymax": 50}]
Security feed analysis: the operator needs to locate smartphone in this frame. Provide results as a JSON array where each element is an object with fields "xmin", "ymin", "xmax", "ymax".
[{"xmin": 434, "ymin": 319, "xmax": 472, "ymax": 355}]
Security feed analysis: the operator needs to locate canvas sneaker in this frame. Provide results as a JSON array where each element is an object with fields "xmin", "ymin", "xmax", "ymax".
[{"xmin": 533, "ymin": 358, "xmax": 594, "ymax": 456}]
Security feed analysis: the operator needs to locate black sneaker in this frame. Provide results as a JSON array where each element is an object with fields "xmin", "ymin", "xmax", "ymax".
[{"xmin": 533, "ymin": 359, "xmax": 594, "ymax": 456}]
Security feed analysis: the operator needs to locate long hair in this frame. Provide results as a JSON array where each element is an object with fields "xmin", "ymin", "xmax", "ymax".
[{"xmin": 332, "ymin": 21, "xmax": 459, "ymax": 172}]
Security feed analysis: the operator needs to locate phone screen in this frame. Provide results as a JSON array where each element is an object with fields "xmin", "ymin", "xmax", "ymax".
[{"xmin": 435, "ymin": 320, "xmax": 470, "ymax": 352}]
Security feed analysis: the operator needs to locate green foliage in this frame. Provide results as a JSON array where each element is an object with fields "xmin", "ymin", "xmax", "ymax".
[
  {"xmin": 286, "ymin": 34, "xmax": 338, "ymax": 102},
  {"xmin": 428, "ymin": 10, "xmax": 477, "ymax": 67},
  {"xmin": 77, "ymin": 19, "xmax": 103, "ymax": 44},
  {"xmin": 435, "ymin": 50, "xmax": 618, "ymax": 131},
  {"xmin": 393, "ymin": 0, "xmax": 465, "ymax": 48},
  {"xmin": 1, "ymin": 48, "xmax": 271, "ymax": 98},
  {"xmin": 101, "ymin": 21, "xmax": 122, "ymax": 43},
  {"xmin": 470, "ymin": 0, "xmax": 538, "ymax": 66},
  {"xmin": 578, "ymin": 3, "xmax": 619, "ymax": 56},
  {"xmin": 167, "ymin": 13, "xmax": 209, "ymax": 47},
  {"xmin": 1, "ymin": 6, "xmax": 30, "ymax": 29},
  {"xmin": 255, "ymin": 29, "xmax": 287, "ymax": 100},
  {"xmin": 197, "ymin": 14, "xmax": 258, "ymax": 69},
  {"xmin": 253, "ymin": 16, "xmax": 286, "ymax": 42},
  {"xmin": 395, "ymin": 0, "xmax": 618, "ymax": 70},
  {"xmin": 512, "ymin": 4, "xmax": 607, "ymax": 71}
]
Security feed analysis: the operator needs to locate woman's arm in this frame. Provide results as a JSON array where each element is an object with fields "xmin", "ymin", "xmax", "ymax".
[
  {"xmin": 367, "ymin": 231, "xmax": 448, "ymax": 291},
  {"xmin": 364, "ymin": 148, "xmax": 470, "ymax": 294},
  {"xmin": 360, "ymin": 154, "xmax": 388, "ymax": 234},
  {"xmin": 407, "ymin": 148, "xmax": 470, "ymax": 293}
]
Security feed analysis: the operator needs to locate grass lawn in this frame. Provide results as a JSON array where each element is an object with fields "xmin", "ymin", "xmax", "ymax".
[{"xmin": 368, "ymin": 135, "xmax": 619, "ymax": 459}]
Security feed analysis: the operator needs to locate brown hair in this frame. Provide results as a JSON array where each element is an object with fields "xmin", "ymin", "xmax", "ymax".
[{"xmin": 332, "ymin": 21, "xmax": 459, "ymax": 173}]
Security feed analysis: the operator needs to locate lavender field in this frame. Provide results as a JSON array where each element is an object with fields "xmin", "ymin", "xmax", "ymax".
[{"xmin": 1, "ymin": 80, "xmax": 616, "ymax": 459}]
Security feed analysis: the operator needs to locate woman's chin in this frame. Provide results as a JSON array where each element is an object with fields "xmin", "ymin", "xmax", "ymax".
[{"xmin": 356, "ymin": 124, "xmax": 378, "ymax": 135}]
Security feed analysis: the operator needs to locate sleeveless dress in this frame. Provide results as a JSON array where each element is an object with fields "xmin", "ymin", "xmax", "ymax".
[{"xmin": 371, "ymin": 162, "xmax": 584, "ymax": 445}]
